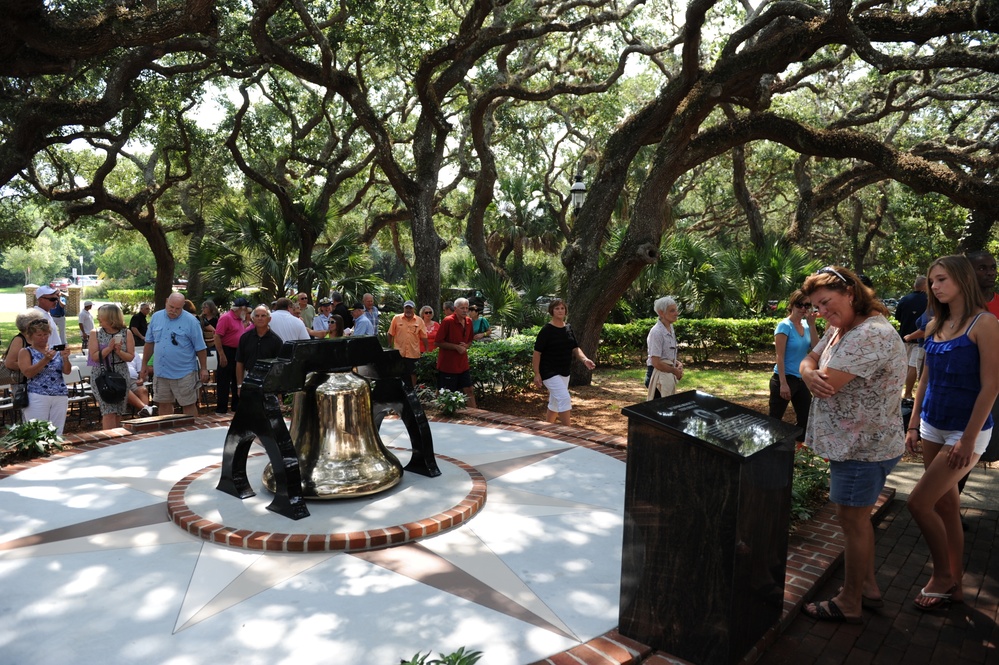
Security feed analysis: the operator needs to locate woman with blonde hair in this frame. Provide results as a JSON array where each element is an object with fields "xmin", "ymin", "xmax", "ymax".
[
  {"xmin": 905, "ymin": 255, "xmax": 999, "ymax": 610},
  {"xmin": 420, "ymin": 306, "xmax": 439, "ymax": 352},
  {"xmin": 3, "ymin": 309, "xmax": 45, "ymax": 384},
  {"xmin": 89, "ymin": 304, "xmax": 138, "ymax": 430},
  {"xmin": 18, "ymin": 318, "xmax": 72, "ymax": 434}
]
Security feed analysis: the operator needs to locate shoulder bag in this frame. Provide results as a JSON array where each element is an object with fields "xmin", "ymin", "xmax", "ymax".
[
  {"xmin": 11, "ymin": 375, "xmax": 29, "ymax": 409},
  {"xmin": 94, "ymin": 332, "xmax": 128, "ymax": 403},
  {"xmin": 0, "ymin": 333, "xmax": 25, "ymax": 386}
]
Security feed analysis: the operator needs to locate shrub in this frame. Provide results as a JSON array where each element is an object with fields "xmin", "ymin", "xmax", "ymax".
[
  {"xmin": 400, "ymin": 647, "xmax": 482, "ymax": 665},
  {"xmin": 598, "ymin": 317, "xmax": 827, "ymax": 366},
  {"xmin": 105, "ymin": 289, "xmax": 156, "ymax": 314},
  {"xmin": 1, "ymin": 420, "xmax": 64, "ymax": 459},
  {"xmin": 415, "ymin": 334, "xmax": 535, "ymax": 399},
  {"xmin": 414, "ymin": 385, "xmax": 467, "ymax": 416},
  {"xmin": 791, "ymin": 444, "xmax": 830, "ymax": 523}
]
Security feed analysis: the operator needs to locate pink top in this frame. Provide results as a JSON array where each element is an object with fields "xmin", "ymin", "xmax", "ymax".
[{"xmin": 215, "ymin": 309, "xmax": 250, "ymax": 348}]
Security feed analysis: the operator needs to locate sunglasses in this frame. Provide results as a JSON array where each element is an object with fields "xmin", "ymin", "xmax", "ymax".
[
  {"xmin": 794, "ymin": 301, "xmax": 811, "ymax": 309},
  {"xmin": 817, "ymin": 266, "xmax": 849, "ymax": 283},
  {"xmin": 40, "ymin": 296, "xmax": 58, "ymax": 302},
  {"xmin": 170, "ymin": 332, "xmax": 178, "ymax": 346}
]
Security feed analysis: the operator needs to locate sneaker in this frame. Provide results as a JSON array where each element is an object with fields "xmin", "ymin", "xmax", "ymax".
[{"xmin": 139, "ymin": 405, "xmax": 158, "ymax": 417}]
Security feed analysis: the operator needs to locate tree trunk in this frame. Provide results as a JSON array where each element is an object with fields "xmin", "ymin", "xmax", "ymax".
[
  {"xmin": 410, "ymin": 198, "xmax": 443, "ymax": 310},
  {"xmin": 732, "ymin": 145, "xmax": 765, "ymax": 249},
  {"xmin": 185, "ymin": 226, "xmax": 205, "ymax": 303},
  {"xmin": 139, "ymin": 221, "xmax": 176, "ymax": 308},
  {"xmin": 958, "ymin": 208, "xmax": 998, "ymax": 252}
]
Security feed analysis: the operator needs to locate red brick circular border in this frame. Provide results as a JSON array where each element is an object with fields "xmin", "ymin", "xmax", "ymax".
[{"xmin": 167, "ymin": 451, "xmax": 486, "ymax": 552}]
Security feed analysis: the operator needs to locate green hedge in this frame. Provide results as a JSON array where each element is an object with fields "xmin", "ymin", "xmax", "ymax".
[
  {"xmin": 105, "ymin": 290, "xmax": 156, "ymax": 314},
  {"xmin": 413, "ymin": 317, "xmax": 842, "ymax": 395},
  {"xmin": 598, "ymin": 317, "xmax": 830, "ymax": 366},
  {"xmin": 415, "ymin": 334, "xmax": 534, "ymax": 399}
]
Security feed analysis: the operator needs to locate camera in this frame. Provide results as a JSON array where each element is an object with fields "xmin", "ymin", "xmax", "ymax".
[{"xmin": 52, "ymin": 344, "xmax": 66, "ymax": 351}]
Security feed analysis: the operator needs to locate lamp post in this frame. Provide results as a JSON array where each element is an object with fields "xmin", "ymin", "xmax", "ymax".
[{"xmin": 570, "ymin": 174, "xmax": 587, "ymax": 213}]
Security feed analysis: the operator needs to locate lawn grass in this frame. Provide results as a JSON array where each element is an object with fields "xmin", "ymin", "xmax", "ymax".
[
  {"xmin": 596, "ymin": 365, "xmax": 771, "ymax": 401},
  {"xmin": 0, "ymin": 319, "xmax": 81, "ymax": 351},
  {"xmin": 686, "ymin": 367, "xmax": 770, "ymax": 400}
]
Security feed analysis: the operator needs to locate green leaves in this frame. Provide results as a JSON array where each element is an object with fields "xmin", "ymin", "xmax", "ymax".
[{"xmin": 1, "ymin": 420, "xmax": 64, "ymax": 458}]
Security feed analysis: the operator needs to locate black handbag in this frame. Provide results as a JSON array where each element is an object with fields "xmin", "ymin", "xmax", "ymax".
[
  {"xmin": 0, "ymin": 333, "xmax": 25, "ymax": 386},
  {"xmin": 95, "ymin": 336, "xmax": 128, "ymax": 403},
  {"xmin": 12, "ymin": 378, "xmax": 29, "ymax": 409}
]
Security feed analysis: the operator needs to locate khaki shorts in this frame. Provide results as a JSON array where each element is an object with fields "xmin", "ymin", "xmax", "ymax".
[{"xmin": 153, "ymin": 370, "xmax": 201, "ymax": 407}]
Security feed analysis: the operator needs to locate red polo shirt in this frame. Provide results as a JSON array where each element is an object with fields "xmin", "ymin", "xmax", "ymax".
[{"xmin": 435, "ymin": 312, "xmax": 473, "ymax": 374}]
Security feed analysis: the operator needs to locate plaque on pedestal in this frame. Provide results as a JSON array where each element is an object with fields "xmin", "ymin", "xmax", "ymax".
[{"xmin": 619, "ymin": 390, "xmax": 799, "ymax": 665}]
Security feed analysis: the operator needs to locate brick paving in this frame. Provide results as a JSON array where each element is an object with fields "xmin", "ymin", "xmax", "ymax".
[{"xmin": 756, "ymin": 501, "xmax": 999, "ymax": 665}]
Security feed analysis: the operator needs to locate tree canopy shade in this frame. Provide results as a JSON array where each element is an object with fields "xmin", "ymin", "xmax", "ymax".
[
  {"xmin": 0, "ymin": 0, "xmax": 218, "ymax": 187},
  {"xmin": 4, "ymin": 0, "xmax": 999, "ymax": 382},
  {"xmin": 558, "ymin": 0, "xmax": 999, "ymax": 381}
]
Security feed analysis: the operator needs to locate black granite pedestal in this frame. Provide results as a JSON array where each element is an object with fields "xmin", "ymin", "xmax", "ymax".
[{"xmin": 619, "ymin": 391, "xmax": 799, "ymax": 665}]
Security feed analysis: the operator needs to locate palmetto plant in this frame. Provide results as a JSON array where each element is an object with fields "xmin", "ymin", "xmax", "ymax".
[
  {"xmin": 719, "ymin": 235, "xmax": 821, "ymax": 316},
  {"xmin": 198, "ymin": 197, "xmax": 379, "ymax": 302},
  {"xmin": 622, "ymin": 231, "xmax": 820, "ymax": 319}
]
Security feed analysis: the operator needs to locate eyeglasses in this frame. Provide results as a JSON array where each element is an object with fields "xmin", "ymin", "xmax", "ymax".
[
  {"xmin": 817, "ymin": 266, "xmax": 849, "ymax": 283},
  {"xmin": 170, "ymin": 332, "xmax": 178, "ymax": 346},
  {"xmin": 794, "ymin": 302, "xmax": 811, "ymax": 308}
]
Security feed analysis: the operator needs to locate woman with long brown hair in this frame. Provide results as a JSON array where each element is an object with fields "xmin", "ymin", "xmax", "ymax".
[{"xmin": 905, "ymin": 255, "xmax": 999, "ymax": 610}]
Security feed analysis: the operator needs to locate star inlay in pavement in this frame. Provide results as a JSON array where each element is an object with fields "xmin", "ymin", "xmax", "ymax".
[{"xmin": 0, "ymin": 421, "xmax": 626, "ymax": 665}]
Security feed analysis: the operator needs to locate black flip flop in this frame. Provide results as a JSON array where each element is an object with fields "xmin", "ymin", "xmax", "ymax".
[{"xmin": 802, "ymin": 599, "xmax": 863, "ymax": 624}]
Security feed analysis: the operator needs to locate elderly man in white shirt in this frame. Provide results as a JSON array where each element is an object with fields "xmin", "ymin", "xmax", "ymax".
[
  {"xmin": 269, "ymin": 297, "xmax": 312, "ymax": 342},
  {"xmin": 33, "ymin": 285, "xmax": 63, "ymax": 348}
]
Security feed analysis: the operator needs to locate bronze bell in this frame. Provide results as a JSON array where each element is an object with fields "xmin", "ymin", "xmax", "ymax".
[{"xmin": 262, "ymin": 371, "xmax": 403, "ymax": 499}]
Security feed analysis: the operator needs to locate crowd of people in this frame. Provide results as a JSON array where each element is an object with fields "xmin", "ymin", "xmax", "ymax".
[
  {"xmin": 5, "ymin": 256, "xmax": 997, "ymax": 617},
  {"xmin": 1, "ymin": 289, "xmax": 509, "ymax": 429}
]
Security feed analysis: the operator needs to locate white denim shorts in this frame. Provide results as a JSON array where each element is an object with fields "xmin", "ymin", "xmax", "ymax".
[{"xmin": 919, "ymin": 421, "xmax": 992, "ymax": 455}]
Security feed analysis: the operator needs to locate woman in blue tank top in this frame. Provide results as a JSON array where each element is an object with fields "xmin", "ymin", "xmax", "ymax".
[{"xmin": 905, "ymin": 255, "xmax": 999, "ymax": 611}]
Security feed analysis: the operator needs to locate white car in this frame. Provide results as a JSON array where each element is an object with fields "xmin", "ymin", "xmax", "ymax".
[{"xmin": 76, "ymin": 274, "xmax": 102, "ymax": 287}]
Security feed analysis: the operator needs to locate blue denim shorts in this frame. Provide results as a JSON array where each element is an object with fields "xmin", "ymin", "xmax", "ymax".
[{"xmin": 829, "ymin": 455, "xmax": 901, "ymax": 507}]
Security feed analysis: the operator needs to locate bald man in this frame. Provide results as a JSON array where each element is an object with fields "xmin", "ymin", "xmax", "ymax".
[{"xmin": 139, "ymin": 293, "xmax": 209, "ymax": 417}]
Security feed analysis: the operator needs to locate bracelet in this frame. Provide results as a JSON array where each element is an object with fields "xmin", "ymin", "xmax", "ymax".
[{"xmin": 907, "ymin": 427, "xmax": 919, "ymax": 431}]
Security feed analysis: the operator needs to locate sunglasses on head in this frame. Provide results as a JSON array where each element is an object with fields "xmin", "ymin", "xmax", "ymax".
[{"xmin": 817, "ymin": 266, "xmax": 849, "ymax": 283}]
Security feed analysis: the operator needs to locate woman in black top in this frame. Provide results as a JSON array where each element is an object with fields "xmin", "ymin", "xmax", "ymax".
[{"xmin": 532, "ymin": 299, "xmax": 595, "ymax": 425}]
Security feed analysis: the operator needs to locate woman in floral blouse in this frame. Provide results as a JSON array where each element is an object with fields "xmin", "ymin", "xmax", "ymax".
[{"xmin": 799, "ymin": 266, "xmax": 906, "ymax": 625}]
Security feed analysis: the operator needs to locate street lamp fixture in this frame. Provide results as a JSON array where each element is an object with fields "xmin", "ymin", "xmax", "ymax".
[{"xmin": 570, "ymin": 174, "xmax": 587, "ymax": 213}]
